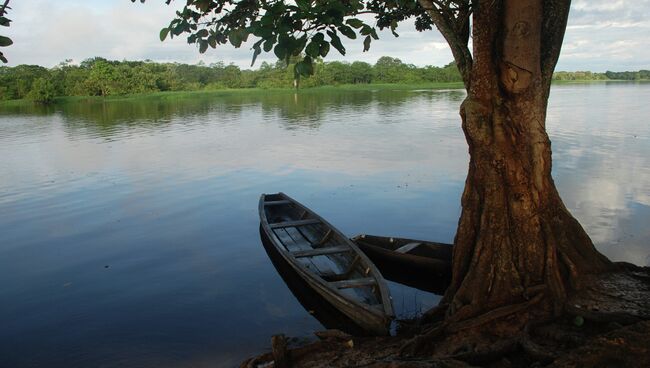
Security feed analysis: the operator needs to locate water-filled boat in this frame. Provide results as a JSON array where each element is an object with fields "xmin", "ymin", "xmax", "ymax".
[{"xmin": 259, "ymin": 192, "xmax": 394, "ymax": 335}]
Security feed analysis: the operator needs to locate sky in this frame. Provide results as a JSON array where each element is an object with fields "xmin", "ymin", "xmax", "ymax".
[{"xmin": 2, "ymin": 0, "xmax": 650, "ymax": 71}]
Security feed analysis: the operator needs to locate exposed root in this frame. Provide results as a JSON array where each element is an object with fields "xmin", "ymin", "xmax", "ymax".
[
  {"xmin": 518, "ymin": 335, "xmax": 556, "ymax": 364},
  {"xmin": 449, "ymin": 337, "xmax": 519, "ymax": 365},
  {"xmin": 448, "ymin": 292, "xmax": 545, "ymax": 332},
  {"xmin": 399, "ymin": 323, "xmax": 446, "ymax": 357},
  {"xmin": 400, "ymin": 292, "xmax": 546, "ymax": 357}
]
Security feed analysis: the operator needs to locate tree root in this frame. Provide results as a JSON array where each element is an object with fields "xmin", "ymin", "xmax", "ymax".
[
  {"xmin": 399, "ymin": 323, "xmax": 446, "ymax": 357},
  {"xmin": 400, "ymin": 293, "xmax": 545, "ymax": 356},
  {"xmin": 518, "ymin": 335, "xmax": 556, "ymax": 364},
  {"xmin": 447, "ymin": 292, "xmax": 545, "ymax": 333},
  {"xmin": 448, "ymin": 338, "xmax": 519, "ymax": 365}
]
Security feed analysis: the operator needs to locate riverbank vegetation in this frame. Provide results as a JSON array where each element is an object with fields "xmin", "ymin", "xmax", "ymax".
[
  {"xmin": 1, "ymin": 56, "xmax": 647, "ymax": 104},
  {"xmin": 0, "ymin": 56, "xmax": 460, "ymax": 102}
]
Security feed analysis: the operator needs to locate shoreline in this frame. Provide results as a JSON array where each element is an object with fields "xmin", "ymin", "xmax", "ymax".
[
  {"xmin": 0, "ymin": 82, "xmax": 465, "ymax": 107},
  {"xmin": 8, "ymin": 79, "xmax": 650, "ymax": 107}
]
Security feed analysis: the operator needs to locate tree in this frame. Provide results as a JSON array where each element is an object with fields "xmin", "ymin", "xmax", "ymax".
[
  {"xmin": 27, "ymin": 77, "xmax": 56, "ymax": 104},
  {"xmin": 85, "ymin": 60, "xmax": 119, "ymax": 96},
  {"xmin": 350, "ymin": 61, "xmax": 372, "ymax": 84},
  {"xmin": 374, "ymin": 56, "xmax": 405, "ymax": 83},
  {"xmin": 138, "ymin": 0, "xmax": 647, "ymax": 357},
  {"xmin": 0, "ymin": 0, "xmax": 11, "ymax": 64}
]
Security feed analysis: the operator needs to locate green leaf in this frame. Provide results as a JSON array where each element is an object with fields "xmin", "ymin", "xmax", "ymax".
[
  {"xmin": 251, "ymin": 40, "xmax": 263, "ymax": 67},
  {"xmin": 312, "ymin": 33, "xmax": 324, "ymax": 43},
  {"xmin": 274, "ymin": 43, "xmax": 287, "ymax": 60},
  {"xmin": 338, "ymin": 25, "xmax": 356, "ymax": 40},
  {"xmin": 0, "ymin": 52, "xmax": 6, "ymax": 64},
  {"xmin": 0, "ymin": 17, "xmax": 11, "ymax": 27},
  {"xmin": 263, "ymin": 39, "xmax": 274, "ymax": 52},
  {"xmin": 302, "ymin": 56, "xmax": 314, "ymax": 76},
  {"xmin": 197, "ymin": 29, "xmax": 209, "ymax": 38},
  {"xmin": 305, "ymin": 41, "xmax": 320, "ymax": 58},
  {"xmin": 390, "ymin": 20, "xmax": 399, "ymax": 37},
  {"xmin": 229, "ymin": 29, "xmax": 243, "ymax": 48},
  {"xmin": 296, "ymin": 0, "xmax": 310, "ymax": 11},
  {"xmin": 363, "ymin": 35, "xmax": 371, "ymax": 52},
  {"xmin": 302, "ymin": 61, "xmax": 314, "ymax": 77},
  {"xmin": 319, "ymin": 42, "xmax": 330, "ymax": 57},
  {"xmin": 159, "ymin": 28, "xmax": 170, "ymax": 42},
  {"xmin": 346, "ymin": 18, "xmax": 363, "ymax": 29},
  {"xmin": 208, "ymin": 35, "xmax": 217, "ymax": 48},
  {"xmin": 172, "ymin": 23, "xmax": 185, "ymax": 36},
  {"xmin": 294, "ymin": 57, "xmax": 314, "ymax": 77},
  {"xmin": 292, "ymin": 35, "xmax": 308, "ymax": 56},
  {"xmin": 199, "ymin": 39, "xmax": 208, "ymax": 53},
  {"xmin": 327, "ymin": 31, "xmax": 345, "ymax": 56},
  {"xmin": 0, "ymin": 36, "xmax": 13, "ymax": 47}
]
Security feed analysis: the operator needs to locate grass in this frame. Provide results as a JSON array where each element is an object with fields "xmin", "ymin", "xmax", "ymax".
[
  {"xmin": 304, "ymin": 82, "xmax": 464, "ymax": 91},
  {"xmin": 0, "ymin": 82, "xmax": 466, "ymax": 107},
  {"xmin": 3, "ymin": 79, "xmax": 648, "ymax": 107}
]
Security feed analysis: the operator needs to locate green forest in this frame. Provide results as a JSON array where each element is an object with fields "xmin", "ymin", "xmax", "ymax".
[{"xmin": 0, "ymin": 56, "xmax": 647, "ymax": 104}]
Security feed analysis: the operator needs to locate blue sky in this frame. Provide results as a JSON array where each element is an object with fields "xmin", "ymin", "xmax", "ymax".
[{"xmin": 3, "ymin": 0, "xmax": 650, "ymax": 71}]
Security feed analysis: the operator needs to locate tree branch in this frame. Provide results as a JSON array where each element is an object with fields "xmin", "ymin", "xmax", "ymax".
[
  {"xmin": 0, "ymin": 0, "xmax": 10, "ymax": 17},
  {"xmin": 417, "ymin": 0, "xmax": 473, "ymax": 88}
]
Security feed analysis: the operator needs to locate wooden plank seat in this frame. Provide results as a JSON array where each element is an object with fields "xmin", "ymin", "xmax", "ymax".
[
  {"xmin": 270, "ymin": 218, "xmax": 320, "ymax": 229},
  {"xmin": 394, "ymin": 242, "xmax": 421, "ymax": 254},
  {"xmin": 331, "ymin": 278, "xmax": 377, "ymax": 289},
  {"xmin": 292, "ymin": 245, "xmax": 350, "ymax": 258}
]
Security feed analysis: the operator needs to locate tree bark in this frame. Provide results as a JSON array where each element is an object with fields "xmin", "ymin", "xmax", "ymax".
[{"xmin": 438, "ymin": 0, "xmax": 612, "ymax": 331}]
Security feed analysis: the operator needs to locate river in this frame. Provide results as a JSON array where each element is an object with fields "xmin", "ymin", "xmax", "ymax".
[{"xmin": 1, "ymin": 83, "xmax": 648, "ymax": 367}]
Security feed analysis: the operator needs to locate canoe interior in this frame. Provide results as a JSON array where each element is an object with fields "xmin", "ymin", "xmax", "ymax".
[
  {"xmin": 354, "ymin": 234, "xmax": 453, "ymax": 262},
  {"xmin": 262, "ymin": 193, "xmax": 385, "ymax": 310},
  {"xmin": 258, "ymin": 225, "xmax": 369, "ymax": 336}
]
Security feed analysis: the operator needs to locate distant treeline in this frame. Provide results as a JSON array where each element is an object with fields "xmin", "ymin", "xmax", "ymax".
[
  {"xmin": 553, "ymin": 70, "xmax": 650, "ymax": 81},
  {"xmin": 604, "ymin": 70, "xmax": 650, "ymax": 80},
  {"xmin": 0, "ymin": 56, "xmax": 647, "ymax": 103},
  {"xmin": 0, "ymin": 56, "xmax": 461, "ymax": 103}
]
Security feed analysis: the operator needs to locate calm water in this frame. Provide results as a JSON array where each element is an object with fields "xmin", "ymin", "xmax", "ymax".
[{"xmin": 1, "ymin": 83, "xmax": 649, "ymax": 367}]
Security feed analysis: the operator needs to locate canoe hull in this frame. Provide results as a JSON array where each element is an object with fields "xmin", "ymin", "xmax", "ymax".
[
  {"xmin": 352, "ymin": 235, "xmax": 453, "ymax": 294},
  {"xmin": 259, "ymin": 193, "xmax": 394, "ymax": 335}
]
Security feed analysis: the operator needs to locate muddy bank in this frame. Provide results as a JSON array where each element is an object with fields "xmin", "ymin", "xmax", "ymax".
[{"xmin": 242, "ymin": 320, "xmax": 650, "ymax": 367}]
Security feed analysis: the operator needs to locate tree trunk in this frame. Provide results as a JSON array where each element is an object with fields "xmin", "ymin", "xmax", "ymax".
[{"xmin": 440, "ymin": 0, "xmax": 612, "ymax": 331}]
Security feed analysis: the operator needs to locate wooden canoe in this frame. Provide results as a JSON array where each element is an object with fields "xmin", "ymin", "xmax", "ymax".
[
  {"xmin": 259, "ymin": 225, "xmax": 369, "ymax": 336},
  {"xmin": 259, "ymin": 193, "xmax": 394, "ymax": 335},
  {"xmin": 351, "ymin": 234, "xmax": 453, "ymax": 294}
]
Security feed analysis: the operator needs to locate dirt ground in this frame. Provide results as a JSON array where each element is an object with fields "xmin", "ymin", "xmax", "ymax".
[{"xmin": 242, "ymin": 320, "xmax": 650, "ymax": 367}]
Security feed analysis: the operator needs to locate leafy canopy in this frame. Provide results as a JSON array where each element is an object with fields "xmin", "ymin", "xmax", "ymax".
[
  {"xmin": 134, "ymin": 0, "xmax": 440, "ymax": 78},
  {"xmin": 0, "ymin": 0, "xmax": 12, "ymax": 63}
]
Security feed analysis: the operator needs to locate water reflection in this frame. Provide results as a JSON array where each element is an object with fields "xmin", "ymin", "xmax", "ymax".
[{"xmin": 548, "ymin": 83, "xmax": 650, "ymax": 266}]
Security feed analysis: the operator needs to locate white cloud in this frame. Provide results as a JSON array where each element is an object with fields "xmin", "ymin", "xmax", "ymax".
[{"xmin": 2, "ymin": 0, "xmax": 649, "ymax": 71}]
